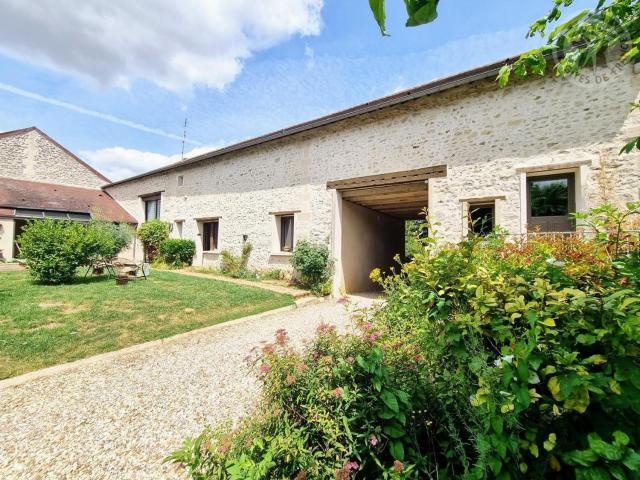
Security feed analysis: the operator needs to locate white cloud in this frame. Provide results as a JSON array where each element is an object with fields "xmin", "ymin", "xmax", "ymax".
[
  {"xmin": 81, "ymin": 145, "xmax": 218, "ymax": 181},
  {"xmin": 0, "ymin": 0, "xmax": 324, "ymax": 92}
]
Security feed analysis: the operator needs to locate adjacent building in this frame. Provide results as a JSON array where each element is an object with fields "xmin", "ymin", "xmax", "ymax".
[{"xmin": 0, "ymin": 127, "xmax": 135, "ymax": 260}]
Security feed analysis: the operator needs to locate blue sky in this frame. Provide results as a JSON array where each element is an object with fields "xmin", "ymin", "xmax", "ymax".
[{"xmin": 0, "ymin": 0, "xmax": 591, "ymax": 180}]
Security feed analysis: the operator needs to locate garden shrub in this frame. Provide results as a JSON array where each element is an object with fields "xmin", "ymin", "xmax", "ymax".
[
  {"xmin": 137, "ymin": 220, "xmax": 170, "ymax": 262},
  {"xmin": 86, "ymin": 219, "xmax": 132, "ymax": 260},
  {"xmin": 291, "ymin": 240, "xmax": 333, "ymax": 295},
  {"xmin": 169, "ymin": 203, "xmax": 640, "ymax": 479},
  {"xmin": 258, "ymin": 268, "xmax": 287, "ymax": 281},
  {"xmin": 18, "ymin": 219, "xmax": 93, "ymax": 283},
  {"xmin": 220, "ymin": 242, "xmax": 254, "ymax": 278},
  {"xmin": 160, "ymin": 239, "xmax": 196, "ymax": 267},
  {"xmin": 17, "ymin": 219, "xmax": 131, "ymax": 284}
]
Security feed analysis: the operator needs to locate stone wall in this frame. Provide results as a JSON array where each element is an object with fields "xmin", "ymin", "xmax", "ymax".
[
  {"xmin": 105, "ymin": 65, "xmax": 640, "ymax": 277},
  {"xmin": 0, "ymin": 219, "xmax": 15, "ymax": 261},
  {"xmin": 0, "ymin": 129, "xmax": 106, "ymax": 188}
]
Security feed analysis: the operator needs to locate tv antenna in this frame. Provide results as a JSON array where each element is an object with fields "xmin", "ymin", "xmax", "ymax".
[{"xmin": 181, "ymin": 117, "xmax": 188, "ymax": 161}]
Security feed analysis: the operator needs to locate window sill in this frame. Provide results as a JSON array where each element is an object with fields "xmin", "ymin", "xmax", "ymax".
[
  {"xmin": 271, "ymin": 251, "xmax": 293, "ymax": 257},
  {"xmin": 202, "ymin": 250, "xmax": 220, "ymax": 255}
]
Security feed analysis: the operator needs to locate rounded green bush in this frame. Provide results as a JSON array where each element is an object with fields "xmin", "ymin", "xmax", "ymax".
[
  {"xmin": 16, "ymin": 219, "xmax": 132, "ymax": 284},
  {"xmin": 17, "ymin": 219, "xmax": 91, "ymax": 283},
  {"xmin": 159, "ymin": 239, "xmax": 196, "ymax": 267},
  {"xmin": 290, "ymin": 240, "xmax": 332, "ymax": 294},
  {"xmin": 137, "ymin": 220, "xmax": 169, "ymax": 261}
]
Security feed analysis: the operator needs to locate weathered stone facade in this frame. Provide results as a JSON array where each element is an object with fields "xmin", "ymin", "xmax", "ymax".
[
  {"xmin": 0, "ymin": 128, "xmax": 107, "ymax": 188},
  {"xmin": 105, "ymin": 65, "xmax": 640, "ymax": 292},
  {"xmin": 0, "ymin": 127, "xmax": 128, "ymax": 260}
]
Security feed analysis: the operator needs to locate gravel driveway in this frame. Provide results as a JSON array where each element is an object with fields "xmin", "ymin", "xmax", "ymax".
[{"xmin": 0, "ymin": 297, "xmax": 374, "ymax": 479}]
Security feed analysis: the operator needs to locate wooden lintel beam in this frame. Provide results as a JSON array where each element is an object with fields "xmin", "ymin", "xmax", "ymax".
[
  {"xmin": 356, "ymin": 194, "xmax": 429, "ymax": 207},
  {"xmin": 341, "ymin": 182, "xmax": 427, "ymax": 200},
  {"xmin": 327, "ymin": 165, "xmax": 446, "ymax": 190}
]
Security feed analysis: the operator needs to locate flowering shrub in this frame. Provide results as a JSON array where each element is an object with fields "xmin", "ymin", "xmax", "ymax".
[
  {"xmin": 168, "ymin": 204, "xmax": 640, "ymax": 479},
  {"xmin": 168, "ymin": 320, "xmax": 428, "ymax": 479}
]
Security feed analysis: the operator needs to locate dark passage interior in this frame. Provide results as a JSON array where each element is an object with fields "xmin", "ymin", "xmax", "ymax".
[{"xmin": 330, "ymin": 166, "xmax": 445, "ymax": 293}]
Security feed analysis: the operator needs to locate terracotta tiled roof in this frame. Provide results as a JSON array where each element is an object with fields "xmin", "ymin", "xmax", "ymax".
[
  {"xmin": 0, "ymin": 207, "xmax": 14, "ymax": 218},
  {"xmin": 0, "ymin": 177, "xmax": 136, "ymax": 223}
]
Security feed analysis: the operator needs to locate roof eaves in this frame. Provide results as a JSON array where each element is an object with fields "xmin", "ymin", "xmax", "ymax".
[
  {"xmin": 104, "ymin": 55, "xmax": 516, "ymax": 188},
  {"xmin": 0, "ymin": 126, "xmax": 37, "ymax": 140}
]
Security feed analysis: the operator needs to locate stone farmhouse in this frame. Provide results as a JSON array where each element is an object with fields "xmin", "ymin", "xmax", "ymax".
[
  {"xmin": 0, "ymin": 127, "xmax": 135, "ymax": 260},
  {"xmin": 104, "ymin": 58, "xmax": 640, "ymax": 293},
  {"xmin": 2, "ymin": 57, "xmax": 639, "ymax": 293}
]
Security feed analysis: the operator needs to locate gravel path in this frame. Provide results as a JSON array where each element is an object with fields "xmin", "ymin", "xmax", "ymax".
[{"xmin": 0, "ymin": 297, "xmax": 373, "ymax": 480}]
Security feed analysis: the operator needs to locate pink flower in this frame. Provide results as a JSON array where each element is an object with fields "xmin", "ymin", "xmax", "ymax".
[
  {"xmin": 275, "ymin": 328, "xmax": 288, "ymax": 346},
  {"xmin": 369, "ymin": 435, "xmax": 379, "ymax": 446},
  {"xmin": 393, "ymin": 460, "xmax": 404, "ymax": 473},
  {"xmin": 345, "ymin": 356, "xmax": 355, "ymax": 365},
  {"xmin": 414, "ymin": 354, "xmax": 424, "ymax": 362},
  {"xmin": 344, "ymin": 461, "xmax": 359, "ymax": 471},
  {"xmin": 361, "ymin": 321, "xmax": 374, "ymax": 331},
  {"xmin": 332, "ymin": 387, "xmax": 344, "ymax": 398},
  {"xmin": 286, "ymin": 374, "xmax": 296, "ymax": 385},
  {"xmin": 296, "ymin": 363, "xmax": 309, "ymax": 373},
  {"xmin": 364, "ymin": 332, "xmax": 381, "ymax": 343},
  {"xmin": 259, "ymin": 363, "xmax": 271, "ymax": 374},
  {"xmin": 317, "ymin": 323, "xmax": 337, "ymax": 334}
]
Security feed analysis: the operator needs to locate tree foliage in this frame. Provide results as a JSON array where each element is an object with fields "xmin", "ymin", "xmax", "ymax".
[{"xmin": 369, "ymin": 0, "xmax": 440, "ymax": 35}]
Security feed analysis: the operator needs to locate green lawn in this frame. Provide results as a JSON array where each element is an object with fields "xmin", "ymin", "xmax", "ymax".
[{"xmin": 0, "ymin": 270, "xmax": 294, "ymax": 379}]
